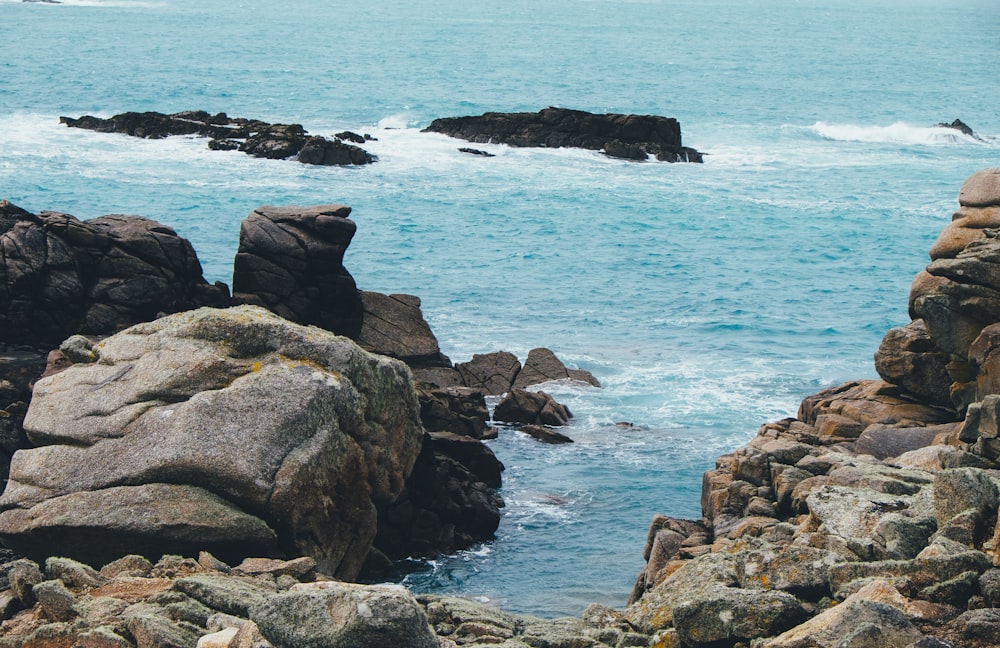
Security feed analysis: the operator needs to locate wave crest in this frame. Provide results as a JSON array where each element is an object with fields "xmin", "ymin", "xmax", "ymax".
[{"xmin": 811, "ymin": 121, "xmax": 991, "ymax": 146}]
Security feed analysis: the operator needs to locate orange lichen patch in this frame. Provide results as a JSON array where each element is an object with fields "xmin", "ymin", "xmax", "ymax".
[{"xmin": 88, "ymin": 576, "xmax": 173, "ymax": 603}]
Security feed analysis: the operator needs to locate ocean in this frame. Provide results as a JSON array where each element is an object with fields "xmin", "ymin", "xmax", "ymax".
[{"xmin": 2, "ymin": 0, "xmax": 999, "ymax": 617}]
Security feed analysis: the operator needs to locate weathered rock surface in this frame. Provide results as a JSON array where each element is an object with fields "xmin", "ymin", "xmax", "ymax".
[
  {"xmin": 231, "ymin": 204, "xmax": 364, "ymax": 338},
  {"xmin": 494, "ymin": 388, "xmax": 572, "ymax": 426},
  {"xmin": 0, "ymin": 306, "xmax": 424, "ymax": 579},
  {"xmin": 423, "ymin": 106, "xmax": 704, "ymax": 162},
  {"xmin": 0, "ymin": 200, "xmax": 228, "ymax": 348},
  {"xmin": 60, "ymin": 110, "xmax": 376, "ymax": 165},
  {"xmin": 512, "ymin": 346, "xmax": 601, "ymax": 390}
]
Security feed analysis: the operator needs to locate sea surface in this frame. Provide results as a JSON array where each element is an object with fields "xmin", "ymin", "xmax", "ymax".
[{"xmin": 2, "ymin": 0, "xmax": 999, "ymax": 617}]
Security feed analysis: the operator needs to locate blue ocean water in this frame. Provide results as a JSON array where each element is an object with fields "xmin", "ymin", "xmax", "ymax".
[{"xmin": 2, "ymin": 0, "xmax": 999, "ymax": 617}]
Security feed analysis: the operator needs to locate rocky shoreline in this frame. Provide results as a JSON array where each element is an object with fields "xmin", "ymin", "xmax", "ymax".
[{"xmin": 2, "ymin": 170, "xmax": 1000, "ymax": 646}]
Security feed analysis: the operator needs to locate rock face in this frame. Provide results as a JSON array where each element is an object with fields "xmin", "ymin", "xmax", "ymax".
[
  {"xmin": 623, "ymin": 170, "xmax": 1000, "ymax": 648},
  {"xmin": 877, "ymin": 168, "xmax": 1000, "ymax": 414},
  {"xmin": 0, "ymin": 306, "xmax": 424, "ymax": 580},
  {"xmin": 60, "ymin": 110, "xmax": 376, "ymax": 165},
  {"xmin": 423, "ymin": 106, "xmax": 704, "ymax": 162},
  {"xmin": 231, "ymin": 204, "xmax": 365, "ymax": 338},
  {"xmin": 0, "ymin": 200, "xmax": 229, "ymax": 348}
]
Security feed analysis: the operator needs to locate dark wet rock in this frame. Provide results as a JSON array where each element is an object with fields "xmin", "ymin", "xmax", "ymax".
[
  {"xmin": 61, "ymin": 110, "xmax": 376, "ymax": 165},
  {"xmin": 458, "ymin": 147, "xmax": 495, "ymax": 157},
  {"xmin": 512, "ymin": 347, "xmax": 600, "ymax": 389},
  {"xmin": 373, "ymin": 432, "xmax": 503, "ymax": 560},
  {"xmin": 455, "ymin": 351, "xmax": 522, "ymax": 395},
  {"xmin": 417, "ymin": 386, "xmax": 494, "ymax": 440},
  {"xmin": 424, "ymin": 106, "xmax": 704, "ymax": 162},
  {"xmin": 935, "ymin": 118, "xmax": 982, "ymax": 141},
  {"xmin": 493, "ymin": 388, "xmax": 572, "ymax": 426},
  {"xmin": 0, "ymin": 201, "xmax": 228, "ymax": 348},
  {"xmin": 335, "ymin": 130, "xmax": 366, "ymax": 144},
  {"xmin": 519, "ymin": 423, "xmax": 574, "ymax": 444},
  {"xmin": 231, "ymin": 204, "xmax": 364, "ymax": 338}
]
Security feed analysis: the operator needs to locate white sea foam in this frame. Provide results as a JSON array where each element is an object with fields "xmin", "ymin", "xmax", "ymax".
[{"xmin": 811, "ymin": 121, "xmax": 991, "ymax": 146}]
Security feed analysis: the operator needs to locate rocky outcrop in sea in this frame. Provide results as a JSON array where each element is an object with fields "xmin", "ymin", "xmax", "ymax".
[
  {"xmin": 423, "ymin": 106, "xmax": 705, "ymax": 162},
  {"xmin": 60, "ymin": 111, "xmax": 377, "ymax": 166}
]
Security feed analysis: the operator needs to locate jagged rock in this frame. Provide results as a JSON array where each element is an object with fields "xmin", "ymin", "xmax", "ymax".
[
  {"xmin": 61, "ymin": 110, "xmax": 375, "ymax": 165},
  {"xmin": 0, "ymin": 306, "xmax": 423, "ymax": 579},
  {"xmin": 231, "ymin": 204, "xmax": 364, "ymax": 338},
  {"xmin": 251, "ymin": 582, "xmax": 439, "ymax": 648},
  {"xmin": 46, "ymin": 557, "xmax": 107, "ymax": 589},
  {"xmin": 423, "ymin": 107, "xmax": 704, "ymax": 163},
  {"xmin": 417, "ymin": 386, "xmax": 494, "ymax": 440},
  {"xmin": 9, "ymin": 558, "xmax": 43, "ymax": 606},
  {"xmin": 373, "ymin": 432, "xmax": 503, "ymax": 561},
  {"xmin": 33, "ymin": 579, "xmax": 77, "ymax": 621},
  {"xmin": 512, "ymin": 347, "xmax": 600, "ymax": 389},
  {"xmin": 355, "ymin": 291, "xmax": 452, "ymax": 368},
  {"xmin": 493, "ymin": 388, "xmax": 571, "ymax": 426},
  {"xmin": 0, "ymin": 201, "xmax": 228, "ymax": 348},
  {"xmin": 939, "ymin": 608, "xmax": 1000, "ymax": 648},
  {"xmin": 455, "ymin": 351, "xmax": 522, "ymax": 395}
]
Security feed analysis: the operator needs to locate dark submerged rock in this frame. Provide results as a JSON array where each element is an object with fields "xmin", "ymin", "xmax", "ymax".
[{"xmin": 424, "ymin": 106, "xmax": 704, "ymax": 162}]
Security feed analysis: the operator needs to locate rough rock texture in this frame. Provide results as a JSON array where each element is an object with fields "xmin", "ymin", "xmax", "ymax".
[
  {"xmin": 355, "ymin": 291, "xmax": 452, "ymax": 370},
  {"xmin": 512, "ymin": 347, "xmax": 601, "ymax": 390},
  {"xmin": 0, "ymin": 200, "xmax": 229, "ymax": 348},
  {"xmin": 231, "ymin": 205, "xmax": 364, "ymax": 338},
  {"xmin": 494, "ymin": 388, "xmax": 572, "ymax": 426},
  {"xmin": 0, "ymin": 306, "xmax": 424, "ymax": 579},
  {"xmin": 61, "ymin": 110, "xmax": 376, "ymax": 165},
  {"xmin": 455, "ymin": 351, "xmax": 522, "ymax": 395},
  {"xmin": 423, "ymin": 106, "xmax": 704, "ymax": 162}
]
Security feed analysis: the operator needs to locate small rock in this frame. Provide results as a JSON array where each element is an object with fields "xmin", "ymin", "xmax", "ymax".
[
  {"xmin": 100, "ymin": 555, "xmax": 154, "ymax": 579},
  {"xmin": 33, "ymin": 579, "xmax": 77, "ymax": 621},
  {"xmin": 9, "ymin": 558, "xmax": 43, "ymax": 605},
  {"xmin": 46, "ymin": 556, "xmax": 108, "ymax": 588}
]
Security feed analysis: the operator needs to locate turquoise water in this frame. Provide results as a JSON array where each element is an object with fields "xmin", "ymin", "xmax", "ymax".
[{"xmin": 3, "ymin": 0, "xmax": 999, "ymax": 616}]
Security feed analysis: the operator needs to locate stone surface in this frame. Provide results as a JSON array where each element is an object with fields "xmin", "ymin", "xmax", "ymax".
[
  {"xmin": 455, "ymin": 352, "xmax": 522, "ymax": 395},
  {"xmin": 231, "ymin": 205, "xmax": 364, "ymax": 338},
  {"xmin": 959, "ymin": 168, "xmax": 1000, "ymax": 208},
  {"xmin": 423, "ymin": 107, "xmax": 704, "ymax": 162},
  {"xmin": 251, "ymin": 582, "xmax": 439, "ymax": 648},
  {"xmin": 0, "ymin": 306, "xmax": 423, "ymax": 579},
  {"xmin": 355, "ymin": 292, "xmax": 451, "ymax": 369}
]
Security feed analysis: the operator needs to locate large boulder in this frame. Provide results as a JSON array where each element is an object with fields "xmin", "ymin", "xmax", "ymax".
[
  {"xmin": 423, "ymin": 107, "xmax": 704, "ymax": 162},
  {"xmin": 231, "ymin": 205, "xmax": 364, "ymax": 338},
  {"xmin": 0, "ymin": 201, "xmax": 228, "ymax": 348},
  {"xmin": 355, "ymin": 292, "xmax": 452, "ymax": 370},
  {"xmin": 0, "ymin": 306, "xmax": 424, "ymax": 579}
]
